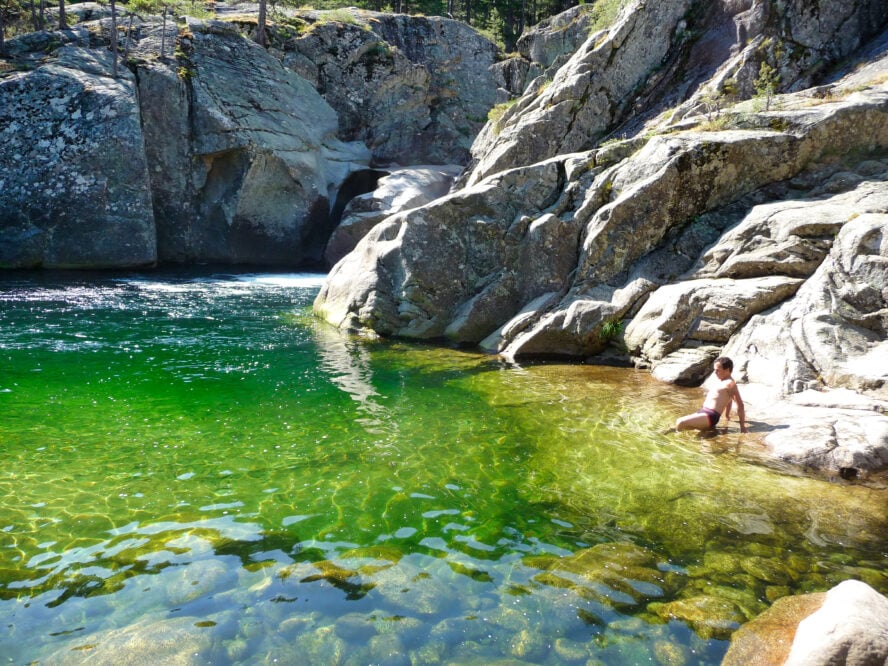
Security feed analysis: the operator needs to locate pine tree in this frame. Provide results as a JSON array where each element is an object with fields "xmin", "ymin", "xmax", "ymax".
[{"xmin": 754, "ymin": 61, "xmax": 779, "ymax": 112}]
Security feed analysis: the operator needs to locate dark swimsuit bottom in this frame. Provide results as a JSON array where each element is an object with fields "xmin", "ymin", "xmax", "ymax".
[{"xmin": 698, "ymin": 407, "xmax": 721, "ymax": 428}]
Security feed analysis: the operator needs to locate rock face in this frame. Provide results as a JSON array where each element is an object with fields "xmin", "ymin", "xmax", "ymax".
[
  {"xmin": 283, "ymin": 11, "xmax": 499, "ymax": 166},
  {"xmin": 139, "ymin": 18, "xmax": 370, "ymax": 266},
  {"xmin": 315, "ymin": 0, "xmax": 888, "ymax": 476},
  {"xmin": 723, "ymin": 580, "xmax": 888, "ymax": 666},
  {"xmin": 490, "ymin": 5, "xmax": 598, "ymax": 103},
  {"xmin": 464, "ymin": 0, "xmax": 888, "ymax": 186},
  {"xmin": 0, "ymin": 44, "xmax": 156, "ymax": 268},
  {"xmin": 463, "ymin": 0, "xmax": 697, "ymax": 187},
  {"xmin": 324, "ymin": 164, "xmax": 462, "ymax": 266},
  {"xmin": 0, "ymin": 6, "xmax": 499, "ymax": 269}
]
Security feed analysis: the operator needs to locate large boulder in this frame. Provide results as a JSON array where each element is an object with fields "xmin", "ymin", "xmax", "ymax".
[
  {"xmin": 138, "ymin": 18, "xmax": 371, "ymax": 266},
  {"xmin": 720, "ymin": 208, "xmax": 888, "ymax": 478},
  {"xmin": 499, "ymin": 89, "xmax": 888, "ymax": 360},
  {"xmin": 723, "ymin": 209, "xmax": 888, "ymax": 396},
  {"xmin": 0, "ymin": 44, "xmax": 156, "ymax": 268},
  {"xmin": 463, "ymin": 0, "xmax": 696, "ymax": 186},
  {"xmin": 324, "ymin": 164, "xmax": 462, "ymax": 267},
  {"xmin": 626, "ymin": 178, "xmax": 888, "ymax": 385},
  {"xmin": 313, "ymin": 13, "xmax": 888, "ymax": 476},
  {"xmin": 464, "ymin": 0, "xmax": 888, "ymax": 186},
  {"xmin": 723, "ymin": 580, "xmax": 888, "ymax": 666},
  {"xmin": 316, "ymin": 87, "xmax": 888, "ymax": 354},
  {"xmin": 515, "ymin": 5, "xmax": 597, "ymax": 71},
  {"xmin": 314, "ymin": 156, "xmax": 571, "ymax": 339},
  {"xmin": 489, "ymin": 5, "xmax": 599, "ymax": 100},
  {"xmin": 623, "ymin": 276, "xmax": 803, "ymax": 382}
]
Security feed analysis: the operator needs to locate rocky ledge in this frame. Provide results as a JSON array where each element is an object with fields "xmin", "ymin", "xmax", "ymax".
[{"xmin": 315, "ymin": 0, "xmax": 888, "ymax": 482}]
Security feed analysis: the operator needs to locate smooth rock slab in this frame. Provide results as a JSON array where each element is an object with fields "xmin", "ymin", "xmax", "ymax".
[
  {"xmin": 624, "ymin": 276, "xmax": 803, "ymax": 364},
  {"xmin": 785, "ymin": 580, "xmax": 888, "ymax": 666},
  {"xmin": 722, "ymin": 591, "xmax": 826, "ymax": 666}
]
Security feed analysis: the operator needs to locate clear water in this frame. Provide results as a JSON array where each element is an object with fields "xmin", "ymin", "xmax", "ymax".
[{"xmin": 1, "ymin": 271, "xmax": 885, "ymax": 665}]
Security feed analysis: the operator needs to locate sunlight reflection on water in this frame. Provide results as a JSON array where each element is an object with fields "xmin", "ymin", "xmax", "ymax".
[{"xmin": 0, "ymin": 271, "xmax": 886, "ymax": 665}]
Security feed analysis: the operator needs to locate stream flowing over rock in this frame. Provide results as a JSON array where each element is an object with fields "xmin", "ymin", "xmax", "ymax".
[{"xmin": 315, "ymin": 0, "xmax": 888, "ymax": 479}]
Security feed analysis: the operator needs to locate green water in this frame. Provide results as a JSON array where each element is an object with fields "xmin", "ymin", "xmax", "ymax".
[{"xmin": 1, "ymin": 271, "xmax": 886, "ymax": 665}]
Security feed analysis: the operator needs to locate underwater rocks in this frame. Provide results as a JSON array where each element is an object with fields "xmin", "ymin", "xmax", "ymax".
[{"xmin": 45, "ymin": 615, "xmax": 218, "ymax": 665}]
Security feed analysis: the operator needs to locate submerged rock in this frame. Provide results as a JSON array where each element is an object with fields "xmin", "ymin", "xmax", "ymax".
[
  {"xmin": 44, "ymin": 615, "xmax": 218, "ymax": 665},
  {"xmin": 723, "ymin": 580, "xmax": 888, "ymax": 666},
  {"xmin": 649, "ymin": 595, "xmax": 747, "ymax": 641},
  {"xmin": 529, "ymin": 541, "xmax": 685, "ymax": 612}
]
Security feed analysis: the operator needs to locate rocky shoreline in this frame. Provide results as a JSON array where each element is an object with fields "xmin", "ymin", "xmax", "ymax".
[
  {"xmin": 314, "ymin": 1, "xmax": 888, "ymax": 484},
  {"xmin": 2, "ymin": 0, "xmax": 886, "ymax": 480},
  {"xmin": 3, "ymin": 0, "xmax": 888, "ymax": 660}
]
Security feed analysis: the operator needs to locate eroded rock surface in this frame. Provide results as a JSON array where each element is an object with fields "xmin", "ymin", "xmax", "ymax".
[
  {"xmin": 324, "ymin": 165, "xmax": 463, "ymax": 266},
  {"xmin": 139, "ymin": 19, "xmax": 371, "ymax": 266},
  {"xmin": 1, "ymin": 7, "xmax": 499, "ymax": 268},
  {"xmin": 283, "ymin": 11, "xmax": 498, "ymax": 166},
  {"xmin": 0, "ymin": 46, "xmax": 156, "ymax": 268}
]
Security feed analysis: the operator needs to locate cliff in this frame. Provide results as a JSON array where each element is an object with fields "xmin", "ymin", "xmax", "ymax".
[
  {"xmin": 314, "ymin": 0, "xmax": 888, "ymax": 480},
  {"xmin": 0, "ymin": 5, "xmax": 498, "ymax": 268}
]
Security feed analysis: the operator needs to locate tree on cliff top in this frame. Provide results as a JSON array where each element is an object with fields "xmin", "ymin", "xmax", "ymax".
[
  {"xmin": 0, "ymin": 0, "xmax": 10, "ymax": 56},
  {"xmin": 256, "ymin": 0, "xmax": 266, "ymax": 46}
]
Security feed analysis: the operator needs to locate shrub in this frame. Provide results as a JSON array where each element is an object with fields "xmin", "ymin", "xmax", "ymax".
[{"xmin": 599, "ymin": 319, "xmax": 623, "ymax": 342}]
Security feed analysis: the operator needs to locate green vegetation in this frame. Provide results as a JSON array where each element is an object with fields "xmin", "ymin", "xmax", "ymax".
[
  {"xmin": 487, "ymin": 97, "xmax": 517, "ymax": 133},
  {"xmin": 754, "ymin": 60, "xmax": 780, "ymax": 111},
  {"xmin": 599, "ymin": 318, "xmax": 622, "ymax": 340},
  {"xmin": 587, "ymin": 0, "xmax": 629, "ymax": 33},
  {"xmin": 2, "ymin": 0, "xmax": 633, "ymax": 58},
  {"xmin": 316, "ymin": 7, "xmax": 365, "ymax": 25},
  {"xmin": 696, "ymin": 115, "xmax": 730, "ymax": 131}
]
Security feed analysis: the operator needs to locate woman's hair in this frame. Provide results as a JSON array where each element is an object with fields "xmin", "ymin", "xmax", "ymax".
[{"xmin": 714, "ymin": 356, "xmax": 733, "ymax": 371}]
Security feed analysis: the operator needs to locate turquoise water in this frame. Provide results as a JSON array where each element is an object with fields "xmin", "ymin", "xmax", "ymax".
[{"xmin": 1, "ymin": 271, "xmax": 886, "ymax": 664}]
